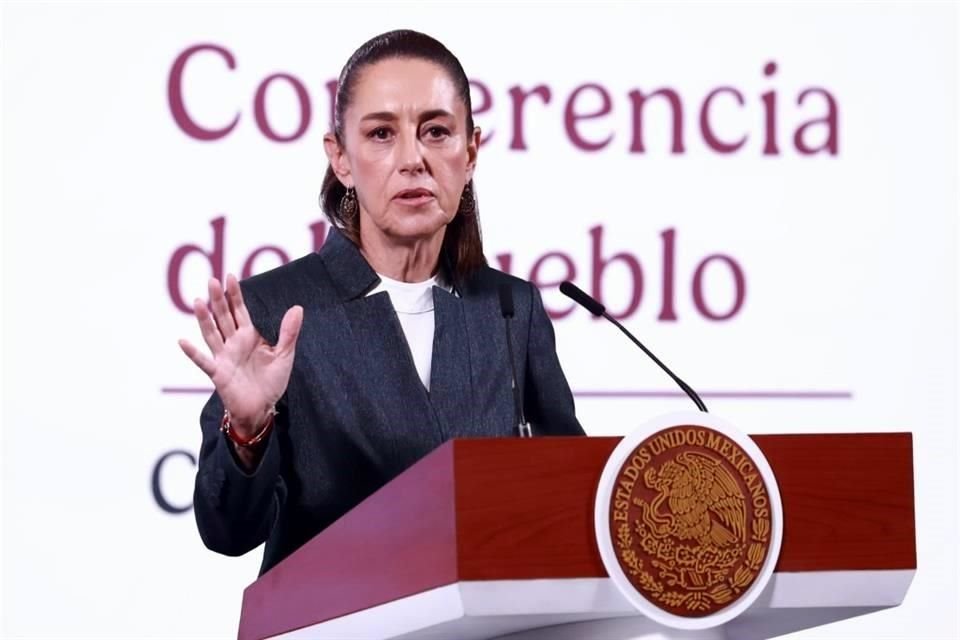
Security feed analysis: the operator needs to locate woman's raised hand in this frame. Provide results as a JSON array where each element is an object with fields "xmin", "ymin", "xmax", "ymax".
[{"xmin": 178, "ymin": 274, "xmax": 303, "ymax": 438}]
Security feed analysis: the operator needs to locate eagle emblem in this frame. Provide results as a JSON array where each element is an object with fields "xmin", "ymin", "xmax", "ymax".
[
  {"xmin": 641, "ymin": 451, "xmax": 746, "ymax": 550},
  {"xmin": 609, "ymin": 427, "xmax": 773, "ymax": 616}
]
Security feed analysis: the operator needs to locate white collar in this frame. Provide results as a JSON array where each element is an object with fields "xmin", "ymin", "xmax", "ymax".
[{"xmin": 369, "ymin": 272, "xmax": 447, "ymax": 314}]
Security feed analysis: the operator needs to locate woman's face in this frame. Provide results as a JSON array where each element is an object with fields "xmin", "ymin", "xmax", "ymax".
[{"xmin": 325, "ymin": 57, "xmax": 479, "ymax": 246}]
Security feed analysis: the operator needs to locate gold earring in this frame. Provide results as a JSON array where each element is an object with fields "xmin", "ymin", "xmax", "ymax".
[
  {"xmin": 459, "ymin": 183, "xmax": 476, "ymax": 217},
  {"xmin": 340, "ymin": 187, "xmax": 358, "ymax": 219}
]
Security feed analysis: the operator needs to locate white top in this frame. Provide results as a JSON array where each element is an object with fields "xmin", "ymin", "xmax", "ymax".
[{"xmin": 367, "ymin": 272, "xmax": 446, "ymax": 391}]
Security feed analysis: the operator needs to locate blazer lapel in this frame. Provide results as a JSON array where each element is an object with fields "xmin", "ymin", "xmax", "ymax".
[
  {"xmin": 316, "ymin": 229, "xmax": 446, "ymax": 464},
  {"xmin": 340, "ymin": 294, "xmax": 445, "ymax": 455},
  {"xmin": 429, "ymin": 287, "xmax": 482, "ymax": 438},
  {"xmin": 315, "ymin": 228, "xmax": 379, "ymax": 301}
]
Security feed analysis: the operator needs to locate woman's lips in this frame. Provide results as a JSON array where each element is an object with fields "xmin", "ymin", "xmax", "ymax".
[{"xmin": 394, "ymin": 189, "xmax": 435, "ymax": 206}]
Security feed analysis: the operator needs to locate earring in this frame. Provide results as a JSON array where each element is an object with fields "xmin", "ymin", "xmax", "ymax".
[
  {"xmin": 340, "ymin": 186, "xmax": 358, "ymax": 219},
  {"xmin": 458, "ymin": 183, "xmax": 476, "ymax": 217}
]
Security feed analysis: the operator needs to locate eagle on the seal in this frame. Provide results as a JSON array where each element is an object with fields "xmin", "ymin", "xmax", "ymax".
[{"xmin": 641, "ymin": 451, "xmax": 747, "ymax": 548}]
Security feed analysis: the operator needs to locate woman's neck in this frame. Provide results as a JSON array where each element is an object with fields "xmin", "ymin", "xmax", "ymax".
[{"xmin": 359, "ymin": 224, "xmax": 445, "ymax": 283}]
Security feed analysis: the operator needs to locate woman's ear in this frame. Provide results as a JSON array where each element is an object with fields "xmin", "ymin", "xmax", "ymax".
[
  {"xmin": 465, "ymin": 126, "xmax": 481, "ymax": 181},
  {"xmin": 323, "ymin": 132, "xmax": 353, "ymax": 186}
]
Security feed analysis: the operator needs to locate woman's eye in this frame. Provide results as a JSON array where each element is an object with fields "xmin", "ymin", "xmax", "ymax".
[
  {"xmin": 424, "ymin": 126, "xmax": 450, "ymax": 139},
  {"xmin": 369, "ymin": 127, "xmax": 392, "ymax": 140}
]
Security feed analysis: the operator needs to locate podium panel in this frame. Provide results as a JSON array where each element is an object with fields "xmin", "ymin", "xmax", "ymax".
[{"xmin": 238, "ymin": 434, "xmax": 915, "ymax": 640}]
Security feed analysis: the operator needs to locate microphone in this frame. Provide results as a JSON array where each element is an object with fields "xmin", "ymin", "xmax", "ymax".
[
  {"xmin": 559, "ymin": 281, "xmax": 708, "ymax": 413},
  {"xmin": 498, "ymin": 284, "xmax": 532, "ymax": 437}
]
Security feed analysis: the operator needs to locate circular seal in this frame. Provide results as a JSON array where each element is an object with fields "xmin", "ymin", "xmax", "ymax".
[{"xmin": 595, "ymin": 412, "xmax": 783, "ymax": 630}]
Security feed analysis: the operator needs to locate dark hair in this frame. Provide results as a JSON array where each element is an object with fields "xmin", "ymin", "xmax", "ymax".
[{"xmin": 320, "ymin": 29, "xmax": 486, "ymax": 283}]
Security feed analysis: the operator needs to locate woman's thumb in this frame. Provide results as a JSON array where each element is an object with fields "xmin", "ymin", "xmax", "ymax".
[{"xmin": 277, "ymin": 305, "xmax": 304, "ymax": 353}]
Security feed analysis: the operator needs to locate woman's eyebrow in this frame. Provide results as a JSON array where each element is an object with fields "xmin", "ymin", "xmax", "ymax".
[
  {"xmin": 419, "ymin": 109, "xmax": 455, "ymax": 122},
  {"xmin": 359, "ymin": 109, "xmax": 455, "ymax": 123},
  {"xmin": 360, "ymin": 111, "xmax": 398, "ymax": 123}
]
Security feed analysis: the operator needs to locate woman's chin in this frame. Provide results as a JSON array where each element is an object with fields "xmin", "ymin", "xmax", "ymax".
[{"xmin": 380, "ymin": 210, "xmax": 451, "ymax": 242}]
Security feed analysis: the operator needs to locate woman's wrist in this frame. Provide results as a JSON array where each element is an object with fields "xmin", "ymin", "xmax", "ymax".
[
  {"xmin": 224, "ymin": 412, "xmax": 268, "ymax": 438},
  {"xmin": 220, "ymin": 405, "xmax": 277, "ymax": 447},
  {"xmin": 231, "ymin": 439, "xmax": 266, "ymax": 472}
]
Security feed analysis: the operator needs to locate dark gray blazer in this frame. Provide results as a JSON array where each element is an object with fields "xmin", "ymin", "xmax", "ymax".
[{"xmin": 193, "ymin": 229, "xmax": 584, "ymax": 575}]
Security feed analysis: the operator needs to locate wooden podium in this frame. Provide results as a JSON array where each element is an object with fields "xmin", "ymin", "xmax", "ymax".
[{"xmin": 237, "ymin": 434, "xmax": 915, "ymax": 640}]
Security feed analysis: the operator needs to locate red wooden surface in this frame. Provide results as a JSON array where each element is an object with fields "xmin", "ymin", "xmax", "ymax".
[
  {"xmin": 755, "ymin": 432, "xmax": 916, "ymax": 572},
  {"xmin": 453, "ymin": 437, "xmax": 611, "ymax": 579},
  {"xmin": 452, "ymin": 434, "xmax": 915, "ymax": 578},
  {"xmin": 239, "ymin": 433, "xmax": 915, "ymax": 639},
  {"xmin": 238, "ymin": 444, "xmax": 460, "ymax": 640}
]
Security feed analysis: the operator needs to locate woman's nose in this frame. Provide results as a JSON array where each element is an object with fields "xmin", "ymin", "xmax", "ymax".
[{"xmin": 397, "ymin": 131, "xmax": 426, "ymax": 174}]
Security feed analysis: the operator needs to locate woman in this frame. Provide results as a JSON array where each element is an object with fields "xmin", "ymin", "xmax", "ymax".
[{"xmin": 179, "ymin": 30, "xmax": 584, "ymax": 576}]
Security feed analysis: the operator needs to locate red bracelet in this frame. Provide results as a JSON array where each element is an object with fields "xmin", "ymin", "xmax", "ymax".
[{"xmin": 220, "ymin": 406, "xmax": 277, "ymax": 448}]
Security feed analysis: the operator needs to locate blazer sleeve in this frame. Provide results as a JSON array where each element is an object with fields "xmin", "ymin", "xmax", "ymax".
[
  {"xmin": 523, "ymin": 283, "xmax": 586, "ymax": 436},
  {"xmin": 192, "ymin": 284, "xmax": 288, "ymax": 557}
]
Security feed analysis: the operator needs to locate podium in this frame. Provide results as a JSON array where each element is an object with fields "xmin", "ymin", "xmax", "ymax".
[{"xmin": 237, "ymin": 433, "xmax": 915, "ymax": 640}]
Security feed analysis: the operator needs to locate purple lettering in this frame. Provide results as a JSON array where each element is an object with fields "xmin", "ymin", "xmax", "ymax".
[
  {"xmin": 253, "ymin": 73, "xmax": 311, "ymax": 142},
  {"xmin": 167, "ymin": 217, "xmax": 225, "ymax": 314},
  {"xmin": 470, "ymin": 80, "xmax": 495, "ymax": 147},
  {"xmin": 692, "ymin": 254, "xmax": 746, "ymax": 320},
  {"xmin": 762, "ymin": 61, "xmax": 779, "ymax": 156},
  {"xmin": 495, "ymin": 253, "xmax": 513, "ymax": 274},
  {"xmin": 628, "ymin": 88, "xmax": 684, "ymax": 153},
  {"xmin": 508, "ymin": 85, "xmax": 552, "ymax": 150},
  {"xmin": 590, "ymin": 225, "xmax": 643, "ymax": 319},
  {"xmin": 658, "ymin": 228, "xmax": 677, "ymax": 321},
  {"xmin": 794, "ymin": 88, "xmax": 839, "ymax": 155},
  {"xmin": 167, "ymin": 44, "xmax": 239, "ymax": 141},
  {"xmin": 564, "ymin": 83, "xmax": 613, "ymax": 151},
  {"xmin": 700, "ymin": 87, "xmax": 747, "ymax": 153}
]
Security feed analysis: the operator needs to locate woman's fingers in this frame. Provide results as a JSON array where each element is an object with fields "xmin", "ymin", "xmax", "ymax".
[
  {"xmin": 208, "ymin": 277, "xmax": 236, "ymax": 339},
  {"xmin": 178, "ymin": 338, "xmax": 216, "ymax": 377},
  {"xmin": 276, "ymin": 305, "xmax": 304, "ymax": 355},
  {"xmin": 194, "ymin": 297, "xmax": 225, "ymax": 355},
  {"xmin": 225, "ymin": 274, "xmax": 253, "ymax": 328}
]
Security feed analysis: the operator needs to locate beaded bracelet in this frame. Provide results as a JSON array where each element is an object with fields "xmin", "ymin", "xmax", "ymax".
[{"xmin": 220, "ymin": 406, "xmax": 277, "ymax": 448}]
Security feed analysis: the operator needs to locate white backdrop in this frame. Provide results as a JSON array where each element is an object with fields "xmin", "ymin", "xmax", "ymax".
[{"xmin": 2, "ymin": 2, "xmax": 957, "ymax": 638}]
